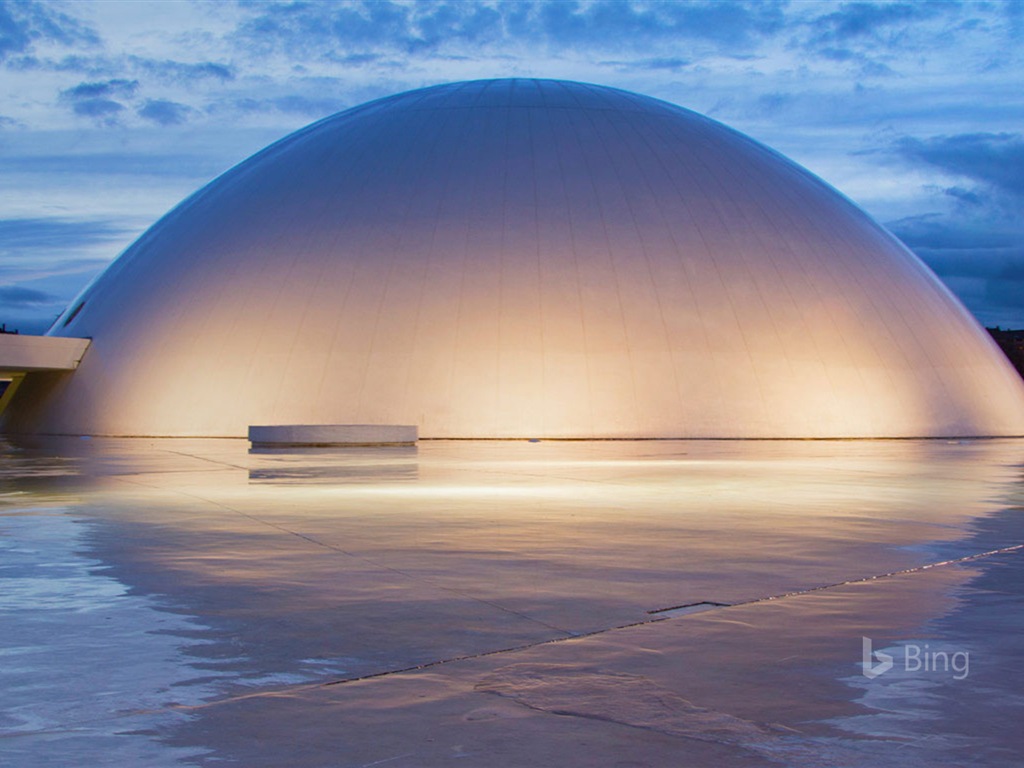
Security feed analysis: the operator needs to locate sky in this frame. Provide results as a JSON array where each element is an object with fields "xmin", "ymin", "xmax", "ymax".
[{"xmin": 1, "ymin": 0, "xmax": 1022, "ymax": 333}]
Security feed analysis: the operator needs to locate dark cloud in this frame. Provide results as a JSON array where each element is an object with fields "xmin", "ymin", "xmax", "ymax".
[
  {"xmin": 70, "ymin": 98, "xmax": 125, "ymax": 120},
  {"xmin": 943, "ymin": 186, "xmax": 984, "ymax": 207},
  {"xmin": 895, "ymin": 133, "xmax": 1024, "ymax": 201},
  {"xmin": 61, "ymin": 78, "xmax": 138, "ymax": 100},
  {"xmin": 0, "ymin": 0, "xmax": 99, "ymax": 62},
  {"xmin": 883, "ymin": 132, "xmax": 1024, "ymax": 320},
  {"xmin": 0, "ymin": 285, "xmax": 56, "ymax": 306},
  {"xmin": 138, "ymin": 99, "xmax": 193, "ymax": 126},
  {"xmin": 807, "ymin": 1, "xmax": 946, "ymax": 46},
  {"xmin": 790, "ymin": 1, "xmax": 969, "ymax": 75},
  {"xmin": 888, "ymin": 214, "xmax": 1024, "ymax": 326},
  {"xmin": 890, "ymin": 215, "xmax": 1016, "ymax": 255},
  {"xmin": 59, "ymin": 78, "xmax": 138, "ymax": 123},
  {"xmin": 886, "ymin": 132, "xmax": 1024, "ymax": 325}
]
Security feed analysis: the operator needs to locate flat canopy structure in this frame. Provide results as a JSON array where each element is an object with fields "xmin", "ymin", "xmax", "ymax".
[
  {"xmin": 0, "ymin": 335, "xmax": 90, "ymax": 416},
  {"xmin": 0, "ymin": 334, "xmax": 91, "ymax": 375}
]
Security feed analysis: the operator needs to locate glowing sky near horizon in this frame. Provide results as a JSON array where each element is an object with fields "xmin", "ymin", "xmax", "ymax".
[{"xmin": 1, "ymin": 0, "xmax": 1022, "ymax": 332}]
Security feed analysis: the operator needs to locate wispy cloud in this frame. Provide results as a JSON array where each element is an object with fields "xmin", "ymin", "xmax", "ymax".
[
  {"xmin": 0, "ymin": 217, "xmax": 130, "ymax": 258},
  {"xmin": 0, "ymin": 217, "xmax": 129, "ymax": 330},
  {"xmin": 221, "ymin": 94, "xmax": 348, "ymax": 118}
]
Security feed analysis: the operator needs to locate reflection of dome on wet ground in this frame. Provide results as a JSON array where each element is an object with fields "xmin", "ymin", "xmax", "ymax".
[{"xmin": 6, "ymin": 78, "xmax": 1024, "ymax": 437}]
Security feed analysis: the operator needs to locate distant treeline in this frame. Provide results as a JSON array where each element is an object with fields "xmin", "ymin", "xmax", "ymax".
[{"xmin": 988, "ymin": 328, "xmax": 1024, "ymax": 381}]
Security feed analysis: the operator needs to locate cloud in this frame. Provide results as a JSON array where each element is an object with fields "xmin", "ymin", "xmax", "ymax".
[
  {"xmin": 0, "ymin": 0, "xmax": 99, "ymax": 62},
  {"xmin": 895, "ymin": 132, "xmax": 1024, "ymax": 201},
  {"xmin": 884, "ymin": 132, "xmax": 1024, "ymax": 326},
  {"xmin": 236, "ymin": 1, "xmax": 419, "ymax": 56},
  {"xmin": 59, "ymin": 78, "xmax": 139, "ymax": 123},
  {"xmin": 0, "ymin": 218, "xmax": 126, "ymax": 330},
  {"xmin": 529, "ymin": 0, "xmax": 786, "ymax": 48},
  {"xmin": 128, "ymin": 56, "xmax": 234, "ymax": 84},
  {"xmin": 806, "ymin": 1, "xmax": 946, "ymax": 47},
  {"xmin": 1, "ymin": 150, "xmax": 228, "ymax": 178},
  {"xmin": 0, "ymin": 217, "xmax": 130, "ymax": 257},
  {"xmin": 70, "ymin": 98, "xmax": 125, "ymax": 120},
  {"xmin": 788, "ymin": 1, "xmax": 975, "ymax": 76},
  {"xmin": 0, "ymin": 285, "xmax": 56, "ymax": 306},
  {"xmin": 233, "ymin": 1, "xmax": 786, "ymax": 60},
  {"xmin": 61, "ymin": 78, "xmax": 138, "ymax": 100},
  {"xmin": 888, "ymin": 213, "xmax": 1024, "ymax": 326},
  {"xmin": 138, "ymin": 98, "xmax": 193, "ymax": 125},
  {"xmin": 608, "ymin": 56, "xmax": 692, "ymax": 71}
]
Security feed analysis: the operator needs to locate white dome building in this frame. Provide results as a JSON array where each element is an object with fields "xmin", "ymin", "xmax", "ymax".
[{"xmin": 7, "ymin": 79, "xmax": 1024, "ymax": 438}]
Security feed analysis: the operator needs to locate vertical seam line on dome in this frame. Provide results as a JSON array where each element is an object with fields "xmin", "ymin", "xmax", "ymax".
[
  {"xmin": 679, "ymin": 124, "xmax": 823, "ymax": 436},
  {"xmin": 729, "ymin": 144, "xmax": 897, "ymax": 434},
  {"xmin": 311, "ymin": 97, "xmax": 437, "ymax": 417},
  {"xmin": 266, "ymin": 109, "xmax": 375, "ymax": 420},
  {"xmin": 352, "ymin": 91, "xmax": 467, "ymax": 422},
  {"xmin": 527, "ymin": 91, "xmax": 547, "ymax": 436},
  {"xmin": 443, "ymin": 84, "xmax": 489, "ymax": 437},
  {"xmin": 575, "ymin": 83, "xmax": 641, "ymax": 435},
  {"xmin": 598, "ymin": 103, "xmax": 687, "ymax": 434},
  {"xmin": 647, "ymin": 112, "xmax": 772, "ymax": 429},
  {"xmin": 623, "ymin": 112, "xmax": 725, "ymax": 432},
  {"xmin": 749, "ymin": 154, "xmax": 928, "ymax": 432},
  {"xmin": 401, "ymin": 79, "xmax": 484, "ymax": 433},
  {"xmin": 552, "ymin": 79, "xmax": 597, "ymax": 436},
  {"xmin": 723, "ymin": 147, "xmax": 889, "ymax": 435}
]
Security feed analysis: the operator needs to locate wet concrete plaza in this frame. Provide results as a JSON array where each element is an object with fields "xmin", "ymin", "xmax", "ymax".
[{"xmin": 1, "ymin": 437, "xmax": 1022, "ymax": 766}]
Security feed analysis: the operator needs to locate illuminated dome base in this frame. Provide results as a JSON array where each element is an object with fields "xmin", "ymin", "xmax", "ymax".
[{"xmin": 7, "ymin": 79, "xmax": 1024, "ymax": 438}]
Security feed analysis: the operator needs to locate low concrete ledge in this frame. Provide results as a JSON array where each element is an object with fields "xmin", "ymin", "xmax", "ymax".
[
  {"xmin": 0, "ymin": 334, "xmax": 90, "ymax": 374},
  {"xmin": 248, "ymin": 424, "xmax": 418, "ymax": 447}
]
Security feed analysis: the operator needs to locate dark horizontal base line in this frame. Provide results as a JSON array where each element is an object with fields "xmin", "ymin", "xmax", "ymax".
[
  {"xmin": 3, "ymin": 433, "xmax": 1023, "ymax": 441},
  {"xmin": 250, "ymin": 441, "xmax": 416, "ymax": 448}
]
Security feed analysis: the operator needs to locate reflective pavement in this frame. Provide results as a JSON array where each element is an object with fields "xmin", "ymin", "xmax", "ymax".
[{"xmin": 1, "ymin": 437, "xmax": 1022, "ymax": 766}]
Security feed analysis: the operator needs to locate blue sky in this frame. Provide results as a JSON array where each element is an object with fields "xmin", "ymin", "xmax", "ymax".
[{"xmin": 1, "ymin": 0, "xmax": 1022, "ymax": 333}]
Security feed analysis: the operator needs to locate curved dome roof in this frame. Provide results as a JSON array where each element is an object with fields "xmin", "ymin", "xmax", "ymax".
[{"xmin": 12, "ymin": 78, "xmax": 1024, "ymax": 437}]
